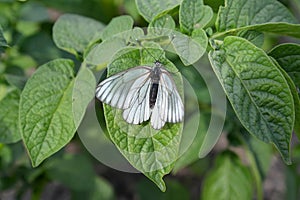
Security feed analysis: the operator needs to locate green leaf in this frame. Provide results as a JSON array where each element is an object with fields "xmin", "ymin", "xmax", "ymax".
[
  {"xmin": 85, "ymin": 27, "xmax": 144, "ymax": 69},
  {"xmin": 72, "ymin": 64, "xmax": 96, "ymax": 129},
  {"xmin": 172, "ymin": 30, "xmax": 208, "ymax": 65},
  {"xmin": 217, "ymin": 0, "xmax": 297, "ymax": 32},
  {"xmin": 202, "ymin": 151, "xmax": 253, "ymax": 200},
  {"xmin": 103, "ymin": 47, "xmax": 184, "ymax": 191},
  {"xmin": 270, "ymin": 57, "xmax": 300, "ymax": 141},
  {"xmin": 148, "ymin": 14, "xmax": 175, "ymax": 36},
  {"xmin": 135, "ymin": 0, "xmax": 181, "ymax": 22},
  {"xmin": 85, "ymin": 37, "xmax": 127, "ymax": 68},
  {"xmin": 0, "ymin": 89, "xmax": 21, "ymax": 143},
  {"xmin": 179, "ymin": 0, "xmax": 213, "ymax": 34},
  {"xmin": 101, "ymin": 15, "xmax": 134, "ymax": 41},
  {"xmin": 20, "ymin": 59, "xmax": 76, "ymax": 167},
  {"xmin": 53, "ymin": 14, "xmax": 105, "ymax": 56},
  {"xmin": 45, "ymin": 154, "xmax": 95, "ymax": 191},
  {"xmin": 269, "ymin": 43, "xmax": 300, "ymax": 88},
  {"xmin": 209, "ymin": 36, "xmax": 294, "ymax": 164}
]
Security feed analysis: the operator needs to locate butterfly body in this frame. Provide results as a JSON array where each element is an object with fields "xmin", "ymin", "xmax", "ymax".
[
  {"xmin": 149, "ymin": 61, "xmax": 163, "ymax": 109},
  {"xmin": 96, "ymin": 61, "xmax": 184, "ymax": 130}
]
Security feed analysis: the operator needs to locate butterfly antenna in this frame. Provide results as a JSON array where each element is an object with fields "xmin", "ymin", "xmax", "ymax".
[{"xmin": 135, "ymin": 39, "xmax": 158, "ymax": 61}]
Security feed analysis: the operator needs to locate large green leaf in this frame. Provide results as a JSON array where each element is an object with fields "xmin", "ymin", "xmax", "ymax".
[
  {"xmin": 20, "ymin": 59, "xmax": 77, "ymax": 167},
  {"xmin": 0, "ymin": 89, "xmax": 21, "ymax": 143},
  {"xmin": 135, "ymin": 0, "xmax": 181, "ymax": 22},
  {"xmin": 209, "ymin": 36, "xmax": 294, "ymax": 164},
  {"xmin": 53, "ymin": 14, "xmax": 105, "ymax": 56},
  {"xmin": 179, "ymin": 0, "xmax": 213, "ymax": 34},
  {"xmin": 202, "ymin": 151, "xmax": 253, "ymax": 200},
  {"xmin": 217, "ymin": 0, "xmax": 297, "ymax": 32},
  {"xmin": 102, "ymin": 47, "xmax": 184, "ymax": 191}
]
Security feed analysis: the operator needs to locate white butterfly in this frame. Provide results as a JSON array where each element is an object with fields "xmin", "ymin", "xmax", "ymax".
[{"xmin": 95, "ymin": 60, "xmax": 184, "ymax": 130}]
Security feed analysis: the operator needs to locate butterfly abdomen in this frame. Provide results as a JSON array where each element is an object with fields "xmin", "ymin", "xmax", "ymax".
[{"xmin": 149, "ymin": 83, "xmax": 159, "ymax": 109}]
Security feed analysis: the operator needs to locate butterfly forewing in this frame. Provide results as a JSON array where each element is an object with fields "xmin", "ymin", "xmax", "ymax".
[{"xmin": 96, "ymin": 67, "xmax": 151, "ymax": 109}]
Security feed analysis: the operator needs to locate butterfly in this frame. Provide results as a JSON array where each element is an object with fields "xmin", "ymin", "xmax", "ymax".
[{"xmin": 95, "ymin": 60, "xmax": 184, "ymax": 130}]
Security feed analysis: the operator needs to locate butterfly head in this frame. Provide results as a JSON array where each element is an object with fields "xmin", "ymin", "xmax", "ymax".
[{"xmin": 154, "ymin": 60, "xmax": 163, "ymax": 68}]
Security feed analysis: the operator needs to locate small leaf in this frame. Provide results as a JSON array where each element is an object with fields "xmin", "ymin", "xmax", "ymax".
[
  {"xmin": 85, "ymin": 37, "xmax": 127, "ymax": 68},
  {"xmin": 148, "ymin": 14, "xmax": 175, "ymax": 36},
  {"xmin": 20, "ymin": 59, "xmax": 76, "ymax": 167},
  {"xmin": 53, "ymin": 14, "xmax": 105, "ymax": 56},
  {"xmin": 103, "ymin": 47, "xmax": 184, "ymax": 191},
  {"xmin": 101, "ymin": 15, "xmax": 134, "ymax": 41},
  {"xmin": 135, "ymin": 0, "xmax": 181, "ymax": 22},
  {"xmin": 0, "ymin": 89, "xmax": 21, "ymax": 143},
  {"xmin": 209, "ymin": 36, "xmax": 294, "ymax": 164},
  {"xmin": 179, "ymin": 0, "xmax": 213, "ymax": 34},
  {"xmin": 217, "ymin": 0, "xmax": 297, "ymax": 32},
  {"xmin": 202, "ymin": 151, "xmax": 254, "ymax": 200},
  {"xmin": 72, "ymin": 64, "xmax": 96, "ymax": 129},
  {"xmin": 85, "ymin": 27, "xmax": 144, "ymax": 69},
  {"xmin": 269, "ymin": 43, "xmax": 300, "ymax": 88},
  {"xmin": 171, "ymin": 30, "xmax": 207, "ymax": 65}
]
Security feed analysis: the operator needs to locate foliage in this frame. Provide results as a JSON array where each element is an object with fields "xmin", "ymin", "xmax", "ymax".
[{"xmin": 0, "ymin": 0, "xmax": 300, "ymax": 199}]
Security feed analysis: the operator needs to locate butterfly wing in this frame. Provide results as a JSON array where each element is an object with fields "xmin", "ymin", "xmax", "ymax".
[
  {"xmin": 95, "ymin": 66, "xmax": 152, "ymax": 124},
  {"xmin": 150, "ymin": 68, "xmax": 184, "ymax": 129}
]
